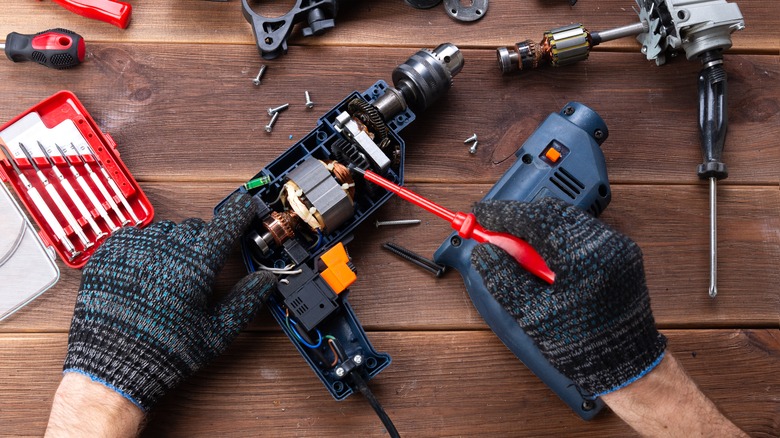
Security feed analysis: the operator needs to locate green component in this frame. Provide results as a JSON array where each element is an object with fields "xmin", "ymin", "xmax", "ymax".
[{"xmin": 244, "ymin": 175, "xmax": 271, "ymax": 191}]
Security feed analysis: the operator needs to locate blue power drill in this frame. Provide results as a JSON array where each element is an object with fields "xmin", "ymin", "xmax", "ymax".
[{"xmin": 434, "ymin": 102, "xmax": 611, "ymax": 419}]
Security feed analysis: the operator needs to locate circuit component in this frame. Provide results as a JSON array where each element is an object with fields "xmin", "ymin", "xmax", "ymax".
[{"xmin": 217, "ymin": 46, "xmax": 464, "ymax": 436}]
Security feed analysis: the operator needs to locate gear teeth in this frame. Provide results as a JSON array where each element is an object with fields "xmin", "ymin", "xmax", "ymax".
[
  {"xmin": 348, "ymin": 98, "xmax": 389, "ymax": 143},
  {"xmin": 331, "ymin": 139, "xmax": 370, "ymax": 170}
]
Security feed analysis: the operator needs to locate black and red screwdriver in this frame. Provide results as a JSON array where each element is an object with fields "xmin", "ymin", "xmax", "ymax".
[
  {"xmin": 1, "ymin": 28, "xmax": 85, "ymax": 69},
  {"xmin": 352, "ymin": 167, "xmax": 556, "ymax": 284}
]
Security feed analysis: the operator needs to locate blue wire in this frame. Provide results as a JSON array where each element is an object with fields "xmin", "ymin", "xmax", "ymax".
[
  {"xmin": 274, "ymin": 303, "xmax": 323, "ymax": 349},
  {"xmin": 309, "ymin": 229, "xmax": 323, "ymax": 252},
  {"xmin": 290, "ymin": 319, "xmax": 323, "ymax": 349}
]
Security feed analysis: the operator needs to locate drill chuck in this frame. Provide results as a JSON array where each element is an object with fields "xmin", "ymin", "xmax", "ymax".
[{"xmin": 374, "ymin": 43, "xmax": 463, "ymax": 119}]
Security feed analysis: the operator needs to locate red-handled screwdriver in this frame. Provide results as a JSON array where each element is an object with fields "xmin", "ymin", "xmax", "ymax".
[
  {"xmin": 50, "ymin": 0, "xmax": 132, "ymax": 29},
  {"xmin": 1, "ymin": 28, "xmax": 85, "ymax": 69},
  {"xmin": 354, "ymin": 167, "xmax": 556, "ymax": 284}
]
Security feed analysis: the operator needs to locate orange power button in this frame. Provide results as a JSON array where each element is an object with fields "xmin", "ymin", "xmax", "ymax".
[{"xmin": 545, "ymin": 147, "xmax": 562, "ymax": 163}]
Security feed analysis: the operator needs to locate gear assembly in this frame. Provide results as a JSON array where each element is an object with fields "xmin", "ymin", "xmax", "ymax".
[{"xmin": 217, "ymin": 43, "xmax": 463, "ymax": 436}]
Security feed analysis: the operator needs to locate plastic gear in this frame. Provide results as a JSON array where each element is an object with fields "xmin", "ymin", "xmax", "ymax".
[{"xmin": 331, "ymin": 138, "xmax": 369, "ymax": 170}]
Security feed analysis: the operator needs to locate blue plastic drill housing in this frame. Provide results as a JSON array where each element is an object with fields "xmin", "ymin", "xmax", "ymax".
[{"xmin": 434, "ymin": 102, "xmax": 611, "ymax": 419}]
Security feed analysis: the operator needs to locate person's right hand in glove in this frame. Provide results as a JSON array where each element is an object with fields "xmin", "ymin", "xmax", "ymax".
[{"xmin": 471, "ymin": 197, "xmax": 746, "ymax": 437}]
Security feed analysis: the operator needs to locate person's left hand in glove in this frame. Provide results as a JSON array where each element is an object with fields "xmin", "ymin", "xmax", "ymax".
[{"xmin": 45, "ymin": 193, "xmax": 276, "ymax": 438}]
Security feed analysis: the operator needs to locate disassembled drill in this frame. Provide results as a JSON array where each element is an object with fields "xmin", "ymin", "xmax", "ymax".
[
  {"xmin": 217, "ymin": 43, "xmax": 463, "ymax": 434},
  {"xmin": 497, "ymin": 0, "xmax": 744, "ymax": 298}
]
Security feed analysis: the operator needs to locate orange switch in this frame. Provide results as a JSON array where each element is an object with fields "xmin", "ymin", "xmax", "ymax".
[
  {"xmin": 545, "ymin": 147, "xmax": 562, "ymax": 162},
  {"xmin": 319, "ymin": 242, "xmax": 356, "ymax": 294}
]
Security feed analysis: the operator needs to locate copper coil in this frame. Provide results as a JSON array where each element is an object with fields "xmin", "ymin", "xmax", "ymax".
[
  {"xmin": 263, "ymin": 211, "xmax": 298, "ymax": 246},
  {"xmin": 328, "ymin": 161, "xmax": 356, "ymax": 200}
]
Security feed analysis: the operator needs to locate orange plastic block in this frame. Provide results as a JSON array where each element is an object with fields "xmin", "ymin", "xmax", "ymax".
[
  {"xmin": 320, "ymin": 242, "xmax": 356, "ymax": 294},
  {"xmin": 545, "ymin": 147, "xmax": 562, "ymax": 162}
]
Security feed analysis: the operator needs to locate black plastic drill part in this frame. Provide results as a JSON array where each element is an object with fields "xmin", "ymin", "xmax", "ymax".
[
  {"xmin": 4, "ymin": 29, "xmax": 83, "ymax": 69},
  {"xmin": 382, "ymin": 242, "xmax": 446, "ymax": 277},
  {"xmin": 405, "ymin": 0, "xmax": 441, "ymax": 8},
  {"xmin": 277, "ymin": 263, "xmax": 340, "ymax": 332},
  {"xmin": 697, "ymin": 51, "xmax": 729, "ymax": 181},
  {"xmin": 241, "ymin": 0, "xmax": 341, "ymax": 59}
]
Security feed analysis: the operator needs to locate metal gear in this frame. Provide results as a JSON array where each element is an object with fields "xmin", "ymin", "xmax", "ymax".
[
  {"xmin": 636, "ymin": 0, "xmax": 675, "ymax": 65},
  {"xmin": 347, "ymin": 98, "xmax": 389, "ymax": 144}
]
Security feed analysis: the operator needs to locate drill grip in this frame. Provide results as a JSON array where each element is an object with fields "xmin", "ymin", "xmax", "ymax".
[
  {"xmin": 697, "ymin": 61, "xmax": 729, "ymax": 180},
  {"xmin": 434, "ymin": 103, "xmax": 611, "ymax": 420}
]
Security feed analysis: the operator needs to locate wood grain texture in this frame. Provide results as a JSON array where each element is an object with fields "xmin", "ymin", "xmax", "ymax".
[
  {"xmin": 2, "ymin": 1, "xmax": 778, "ymax": 436},
  {"xmin": 1, "ymin": 330, "xmax": 777, "ymax": 437},
  {"xmin": 0, "ymin": 47, "xmax": 777, "ymax": 184},
  {"xmin": 4, "ymin": 1, "xmax": 777, "ymax": 51},
  {"xmin": 1, "ymin": 182, "xmax": 778, "ymax": 332}
]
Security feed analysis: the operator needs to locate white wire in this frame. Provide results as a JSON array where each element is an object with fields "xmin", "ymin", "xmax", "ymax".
[{"xmin": 252, "ymin": 258, "xmax": 303, "ymax": 276}]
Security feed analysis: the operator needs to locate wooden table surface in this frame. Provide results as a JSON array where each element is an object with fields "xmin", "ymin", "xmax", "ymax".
[{"xmin": 1, "ymin": 1, "xmax": 778, "ymax": 436}]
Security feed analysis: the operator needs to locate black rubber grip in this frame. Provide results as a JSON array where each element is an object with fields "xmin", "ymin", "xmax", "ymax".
[{"xmin": 4, "ymin": 28, "xmax": 85, "ymax": 69}]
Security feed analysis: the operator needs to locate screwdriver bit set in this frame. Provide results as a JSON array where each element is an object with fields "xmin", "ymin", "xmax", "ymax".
[{"xmin": 0, "ymin": 91, "xmax": 153, "ymax": 270}]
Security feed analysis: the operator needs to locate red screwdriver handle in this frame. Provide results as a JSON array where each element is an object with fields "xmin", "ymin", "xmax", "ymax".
[
  {"xmin": 4, "ymin": 28, "xmax": 85, "ymax": 69},
  {"xmin": 50, "ymin": 0, "xmax": 132, "ymax": 29},
  {"xmin": 451, "ymin": 212, "xmax": 555, "ymax": 284},
  {"xmin": 363, "ymin": 169, "xmax": 555, "ymax": 283}
]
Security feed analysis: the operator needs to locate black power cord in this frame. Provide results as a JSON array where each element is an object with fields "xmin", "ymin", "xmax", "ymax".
[{"xmin": 350, "ymin": 372, "xmax": 400, "ymax": 438}]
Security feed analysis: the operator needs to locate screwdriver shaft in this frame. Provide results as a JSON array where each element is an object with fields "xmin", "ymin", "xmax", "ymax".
[
  {"xmin": 0, "ymin": 143, "xmax": 79, "ymax": 258},
  {"xmin": 99, "ymin": 166, "xmax": 142, "ymax": 225},
  {"xmin": 71, "ymin": 144, "xmax": 130, "ymax": 226},
  {"xmin": 58, "ymin": 144, "xmax": 119, "ymax": 232},
  {"xmin": 20, "ymin": 143, "xmax": 92, "ymax": 248},
  {"xmin": 38, "ymin": 142, "xmax": 105, "ymax": 239},
  {"xmin": 709, "ymin": 178, "xmax": 717, "ymax": 298},
  {"xmin": 30, "ymin": 183, "xmax": 80, "ymax": 258}
]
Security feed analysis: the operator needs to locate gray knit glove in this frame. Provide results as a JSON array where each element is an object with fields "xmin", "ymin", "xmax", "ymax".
[
  {"xmin": 470, "ymin": 198, "xmax": 666, "ymax": 396},
  {"xmin": 64, "ymin": 193, "xmax": 276, "ymax": 411}
]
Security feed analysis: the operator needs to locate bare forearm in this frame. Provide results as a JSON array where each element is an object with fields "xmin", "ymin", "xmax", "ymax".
[
  {"xmin": 46, "ymin": 372, "xmax": 145, "ymax": 438},
  {"xmin": 602, "ymin": 352, "xmax": 746, "ymax": 437}
]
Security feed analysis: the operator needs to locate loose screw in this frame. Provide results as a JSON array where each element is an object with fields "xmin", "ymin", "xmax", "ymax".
[
  {"xmin": 253, "ymin": 65, "xmax": 267, "ymax": 86},
  {"xmin": 267, "ymin": 103, "xmax": 289, "ymax": 116},
  {"xmin": 464, "ymin": 133, "xmax": 478, "ymax": 144},
  {"xmin": 265, "ymin": 111, "xmax": 280, "ymax": 133},
  {"xmin": 375, "ymin": 219, "xmax": 421, "ymax": 227},
  {"xmin": 305, "ymin": 91, "xmax": 315, "ymax": 109},
  {"xmin": 469, "ymin": 140, "xmax": 479, "ymax": 154}
]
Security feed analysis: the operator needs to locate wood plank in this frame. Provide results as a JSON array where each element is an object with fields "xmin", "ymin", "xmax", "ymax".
[
  {"xmin": 4, "ymin": 1, "xmax": 777, "ymax": 52},
  {"xmin": 2, "ymin": 182, "xmax": 778, "ymax": 332},
  {"xmin": 1, "ymin": 330, "xmax": 777, "ymax": 436},
  {"xmin": 0, "ymin": 47, "xmax": 777, "ymax": 185}
]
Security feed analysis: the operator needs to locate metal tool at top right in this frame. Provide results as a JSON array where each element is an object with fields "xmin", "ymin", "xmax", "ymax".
[{"xmin": 497, "ymin": 0, "xmax": 745, "ymax": 298}]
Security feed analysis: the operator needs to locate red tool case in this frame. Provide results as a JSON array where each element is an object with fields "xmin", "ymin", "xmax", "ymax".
[{"xmin": 0, "ymin": 91, "xmax": 153, "ymax": 269}]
